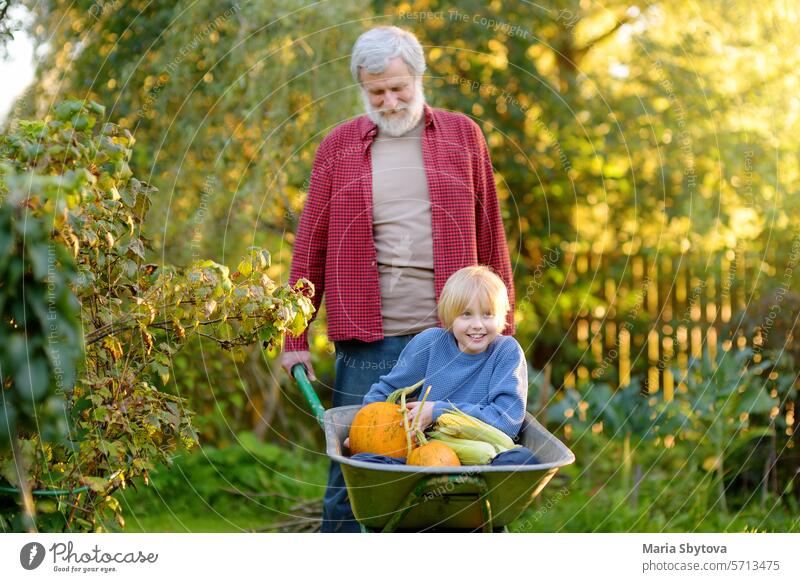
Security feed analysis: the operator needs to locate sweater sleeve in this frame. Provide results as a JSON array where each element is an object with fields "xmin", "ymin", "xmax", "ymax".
[
  {"xmin": 361, "ymin": 329, "xmax": 438, "ymax": 405},
  {"xmin": 431, "ymin": 339, "xmax": 528, "ymax": 438}
]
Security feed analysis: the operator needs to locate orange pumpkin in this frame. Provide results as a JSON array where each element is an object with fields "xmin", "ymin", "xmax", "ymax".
[
  {"xmin": 349, "ymin": 402, "xmax": 408, "ymax": 458},
  {"xmin": 407, "ymin": 441, "xmax": 461, "ymax": 467}
]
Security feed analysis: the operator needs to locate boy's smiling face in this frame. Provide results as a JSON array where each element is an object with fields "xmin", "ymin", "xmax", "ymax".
[{"xmin": 452, "ymin": 296, "xmax": 500, "ymax": 355}]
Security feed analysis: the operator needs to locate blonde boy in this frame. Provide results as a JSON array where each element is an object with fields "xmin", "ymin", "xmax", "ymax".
[{"xmin": 362, "ymin": 265, "xmax": 528, "ymax": 438}]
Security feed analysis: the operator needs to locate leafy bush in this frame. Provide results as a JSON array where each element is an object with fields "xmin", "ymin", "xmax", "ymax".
[
  {"xmin": 546, "ymin": 343, "xmax": 795, "ymax": 518},
  {"xmin": 0, "ymin": 100, "xmax": 314, "ymax": 531},
  {"xmin": 671, "ymin": 344, "xmax": 785, "ymax": 513}
]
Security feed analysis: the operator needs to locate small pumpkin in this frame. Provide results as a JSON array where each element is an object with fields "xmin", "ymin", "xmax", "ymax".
[
  {"xmin": 407, "ymin": 440, "xmax": 461, "ymax": 467},
  {"xmin": 349, "ymin": 401, "xmax": 408, "ymax": 458},
  {"xmin": 348, "ymin": 380, "xmax": 427, "ymax": 459}
]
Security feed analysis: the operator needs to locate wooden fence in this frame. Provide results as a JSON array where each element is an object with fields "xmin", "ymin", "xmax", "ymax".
[{"xmin": 558, "ymin": 245, "xmax": 787, "ymax": 400}]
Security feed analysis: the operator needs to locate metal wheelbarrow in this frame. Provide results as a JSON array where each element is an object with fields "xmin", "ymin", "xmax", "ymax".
[{"xmin": 292, "ymin": 365, "xmax": 575, "ymax": 532}]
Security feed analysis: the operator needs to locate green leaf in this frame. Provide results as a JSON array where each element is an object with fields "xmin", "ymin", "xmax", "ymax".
[
  {"xmin": 27, "ymin": 286, "xmax": 50, "ymax": 332},
  {"xmin": 126, "ymin": 238, "xmax": 145, "ymax": 259},
  {"xmin": 71, "ymin": 395, "xmax": 92, "ymax": 415},
  {"xmin": 27, "ymin": 243, "xmax": 50, "ymax": 281},
  {"xmin": 81, "ymin": 476, "xmax": 108, "ymax": 493},
  {"xmin": 0, "ymin": 400, "xmax": 16, "ymax": 445},
  {"xmin": 14, "ymin": 356, "xmax": 50, "ymax": 403},
  {"xmin": 738, "ymin": 387, "xmax": 777, "ymax": 415},
  {"xmin": 103, "ymin": 441, "xmax": 124, "ymax": 460},
  {"xmin": 54, "ymin": 101, "xmax": 82, "ymax": 122},
  {"xmin": 72, "ymin": 115, "xmax": 92, "ymax": 131},
  {"xmin": 0, "ymin": 457, "xmax": 21, "ymax": 486},
  {"xmin": 93, "ymin": 407, "xmax": 109, "ymax": 422},
  {"xmin": 87, "ymin": 101, "xmax": 106, "ymax": 118},
  {"xmin": 289, "ymin": 311, "xmax": 308, "ymax": 336},
  {"xmin": 237, "ymin": 258, "xmax": 252, "ymax": 277},
  {"xmin": 153, "ymin": 363, "xmax": 170, "ymax": 385},
  {"xmin": 36, "ymin": 500, "xmax": 59, "ymax": 514}
]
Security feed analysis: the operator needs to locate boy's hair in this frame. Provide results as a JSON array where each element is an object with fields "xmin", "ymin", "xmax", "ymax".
[{"xmin": 438, "ymin": 266, "xmax": 510, "ymax": 332}]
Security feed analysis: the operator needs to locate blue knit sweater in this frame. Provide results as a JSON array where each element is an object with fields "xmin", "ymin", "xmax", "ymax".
[{"xmin": 362, "ymin": 328, "xmax": 528, "ymax": 438}]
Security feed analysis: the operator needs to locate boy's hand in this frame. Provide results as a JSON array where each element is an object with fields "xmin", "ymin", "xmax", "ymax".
[
  {"xmin": 343, "ymin": 437, "xmax": 350, "ymax": 450},
  {"xmin": 406, "ymin": 401, "xmax": 435, "ymax": 432}
]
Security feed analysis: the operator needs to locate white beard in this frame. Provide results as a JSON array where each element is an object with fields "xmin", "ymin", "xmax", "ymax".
[{"xmin": 361, "ymin": 80, "xmax": 426, "ymax": 137}]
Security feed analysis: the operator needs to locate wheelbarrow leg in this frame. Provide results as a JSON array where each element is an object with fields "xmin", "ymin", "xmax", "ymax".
[
  {"xmin": 478, "ymin": 488, "xmax": 493, "ymax": 533},
  {"xmin": 378, "ymin": 475, "xmax": 494, "ymax": 533}
]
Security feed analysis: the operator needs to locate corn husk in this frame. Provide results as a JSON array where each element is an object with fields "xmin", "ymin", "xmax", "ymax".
[
  {"xmin": 434, "ymin": 406, "xmax": 516, "ymax": 453},
  {"xmin": 426, "ymin": 431, "xmax": 497, "ymax": 465},
  {"xmin": 386, "ymin": 379, "xmax": 425, "ymax": 404}
]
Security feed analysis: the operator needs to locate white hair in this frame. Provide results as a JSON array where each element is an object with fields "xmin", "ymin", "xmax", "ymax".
[{"xmin": 350, "ymin": 26, "xmax": 426, "ymax": 84}]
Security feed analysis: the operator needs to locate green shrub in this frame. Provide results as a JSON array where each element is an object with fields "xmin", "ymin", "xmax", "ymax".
[{"xmin": 0, "ymin": 100, "xmax": 314, "ymax": 531}]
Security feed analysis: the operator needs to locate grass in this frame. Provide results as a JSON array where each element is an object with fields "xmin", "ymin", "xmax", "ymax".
[
  {"xmin": 510, "ymin": 438, "xmax": 800, "ymax": 533},
  {"xmin": 117, "ymin": 432, "xmax": 328, "ymax": 532},
  {"xmin": 114, "ymin": 432, "xmax": 799, "ymax": 533}
]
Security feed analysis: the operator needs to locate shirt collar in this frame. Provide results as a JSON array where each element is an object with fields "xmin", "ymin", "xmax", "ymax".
[{"xmin": 359, "ymin": 102, "xmax": 436, "ymax": 141}]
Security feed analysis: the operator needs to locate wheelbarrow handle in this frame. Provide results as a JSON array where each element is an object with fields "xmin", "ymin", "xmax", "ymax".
[{"xmin": 291, "ymin": 364, "xmax": 326, "ymax": 428}]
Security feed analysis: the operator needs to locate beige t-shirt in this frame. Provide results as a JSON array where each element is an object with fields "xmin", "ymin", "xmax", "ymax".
[{"xmin": 371, "ymin": 119, "xmax": 439, "ymax": 336}]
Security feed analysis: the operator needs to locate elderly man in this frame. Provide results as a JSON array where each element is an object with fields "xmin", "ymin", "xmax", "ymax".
[{"xmin": 281, "ymin": 26, "xmax": 515, "ymax": 532}]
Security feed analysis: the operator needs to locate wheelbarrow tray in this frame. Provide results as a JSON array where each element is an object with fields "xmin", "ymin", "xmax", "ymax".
[{"xmin": 325, "ymin": 405, "xmax": 575, "ymax": 531}]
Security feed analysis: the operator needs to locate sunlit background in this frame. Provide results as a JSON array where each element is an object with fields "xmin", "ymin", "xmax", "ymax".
[{"xmin": 1, "ymin": 0, "xmax": 799, "ymax": 533}]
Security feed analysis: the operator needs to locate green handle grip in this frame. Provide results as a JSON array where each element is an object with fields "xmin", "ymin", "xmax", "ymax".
[{"xmin": 291, "ymin": 364, "xmax": 326, "ymax": 428}]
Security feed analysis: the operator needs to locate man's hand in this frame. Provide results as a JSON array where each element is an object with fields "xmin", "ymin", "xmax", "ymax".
[
  {"xmin": 280, "ymin": 350, "xmax": 316, "ymax": 381},
  {"xmin": 406, "ymin": 401, "xmax": 435, "ymax": 432}
]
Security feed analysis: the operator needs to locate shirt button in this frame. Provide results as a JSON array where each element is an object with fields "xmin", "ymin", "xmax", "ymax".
[{"xmin": 371, "ymin": 261, "xmax": 377, "ymax": 266}]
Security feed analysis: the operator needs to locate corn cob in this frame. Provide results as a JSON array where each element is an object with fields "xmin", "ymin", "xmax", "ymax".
[
  {"xmin": 426, "ymin": 431, "xmax": 497, "ymax": 465},
  {"xmin": 434, "ymin": 405, "xmax": 516, "ymax": 453}
]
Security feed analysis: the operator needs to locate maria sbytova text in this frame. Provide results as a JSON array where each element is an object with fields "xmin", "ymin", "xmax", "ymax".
[
  {"xmin": 643, "ymin": 543, "xmax": 727, "ymax": 556},
  {"xmin": 50, "ymin": 542, "xmax": 158, "ymax": 564}
]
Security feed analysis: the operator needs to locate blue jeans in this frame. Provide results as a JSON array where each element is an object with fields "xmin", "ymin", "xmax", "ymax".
[{"xmin": 321, "ymin": 334, "xmax": 417, "ymax": 533}]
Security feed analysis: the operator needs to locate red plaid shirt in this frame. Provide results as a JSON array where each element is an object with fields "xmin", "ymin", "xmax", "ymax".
[{"xmin": 285, "ymin": 103, "xmax": 515, "ymax": 351}]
